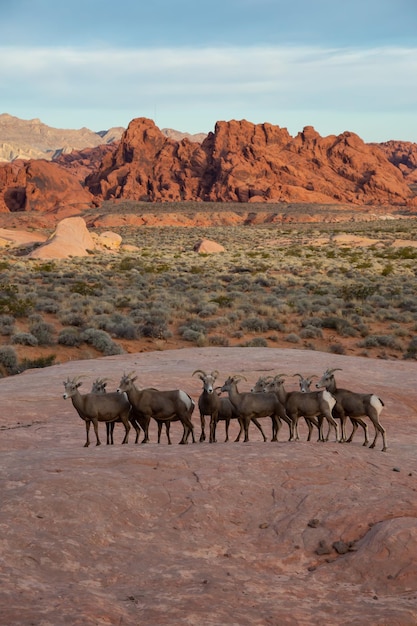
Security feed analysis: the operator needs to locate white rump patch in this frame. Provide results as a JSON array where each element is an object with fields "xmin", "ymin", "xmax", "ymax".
[
  {"xmin": 322, "ymin": 389, "xmax": 336, "ymax": 411},
  {"xmin": 371, "ymin": 394, "xmax": 383, "ymax": 414},
  {"xmin": 179, "ymin": 389, "xmax": 192, "ymax": 410}
]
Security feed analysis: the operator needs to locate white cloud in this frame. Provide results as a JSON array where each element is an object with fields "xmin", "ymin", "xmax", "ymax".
[{"xmin": 1, "ymin": 44, "xmax": 416, "ymax": 140}]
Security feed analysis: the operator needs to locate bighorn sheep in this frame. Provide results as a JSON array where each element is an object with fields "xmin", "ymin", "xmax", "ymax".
[
  {"xmin": 90, "ymin": 378, "xmax": 143, "ymax": 445},
  {"xmin": 63, "ymin": 376, "xmax": 131, "ymax": 447},
  {"xmin": 262, "ymin": 374, "xmax": 338, "ymax": 442},
  {"xmin": 293, "ymin": 373, "xmax": 317, "ymax": 393},
  {"xmin": 315, "ymin": 368, "xmax": 386, "ymax": 451},
  {"xmin": 220, "ymin": 375, "xmax": 291, "ymax": 442},
  {"xmin": 192, "ymin": 369, "xmax": 221, "ymax": 442},
  {"xmin": 117, "ymin": 372, "xmax": 195, "ymax": 444},
  {"xmin": 193, "ymin": 369, "xmax": 267, "ymax": 442}
]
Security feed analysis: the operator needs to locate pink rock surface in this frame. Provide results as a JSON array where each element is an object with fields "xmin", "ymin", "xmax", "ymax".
[{"xmin": 0, "ymin": 347, "xmax": 416, "ymax": 625}]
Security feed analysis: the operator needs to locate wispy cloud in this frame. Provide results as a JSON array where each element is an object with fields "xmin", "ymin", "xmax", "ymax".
[{"xmin": 1, "ymin": 44, "xmax": 416, "ymax": 138}]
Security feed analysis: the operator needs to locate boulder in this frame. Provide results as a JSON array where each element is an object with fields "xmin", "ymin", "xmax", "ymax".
[
  {"xmin": 193, "ymin": 238, "xmax": 225, "ymax": 254},
  {"xmin": 28, "ymin": 217, "xmax": 95, "ymax": 259}
]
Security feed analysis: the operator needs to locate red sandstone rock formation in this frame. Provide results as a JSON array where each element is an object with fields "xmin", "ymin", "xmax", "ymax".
[
  {"xmin": 0, "ymin": 159, "xmax": 93, "ymax": 214},
  {"xmin": 374, "ymin": 140, "xmax": 417, "ymax": 184},
  {"xmin": 87, "ymin": 118, "xmax": 415, "ymax": 206},
  {"xmin": 0, "ymin": 117, "xmax": 416, "ymax": 219}
]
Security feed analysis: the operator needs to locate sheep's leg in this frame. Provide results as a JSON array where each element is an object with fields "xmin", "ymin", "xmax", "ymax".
[
  {"xmin": 166, "ymin": 422, "xmax": 172, "ymax": 445},
  {"xmin": 199, "ymin": 414, "xmax": 206, "ymax": 442},
  {"xmin": 346, "ymin": 417, "xmax": 369, "ymax": 446},
  {"xmin": 106, "ymin": 422, "xmax": 114, "ymax": 445},
  {"xmin": 252, "ymin": 417, "xmax": 267, "ymax": 442},
  {"xmin": 316, "ymin": 415, "xmax": 325, "ymax": 442},
  {"xmin": 367, "ymin": 410, "xmax": 387, "ymax": 451},
  {"xmin": 209, "ymin": 416, "xmax": 217, "ymax": 443},
  {"xmin": 242, "ymin": 416, "xmax": 251, "ymax": 442},
  {"xmin": 179, "ymin": 416, "xmax": 193, "ymax": 444},
  {"xmin": 91, "ymin": 419, "xmax": 101, "ymax": 446},
  {"xmin": 120, "ymin": 416, "xmax": 130, "ymax": 444},
  {"xmin": 224, "ymin": 418, "xmax": 230, "ymax": 442},
  {"xmin": 84, "ymin": 420, "xmax": 91, "ymax": 447},
  {"xmin": 289, "ymin": 415, "xmax": 300, "ymax": 441},
  {"xmin": 277, "ymin": 409, "xmax": 293, "ymax": 441},
  {"xmin": 234, "ymin": 418, "xmax": 244, "ymax": 442},
  {"xmin": 324, "ymin": 411, "xmax": 339, "ymax": 442},
  {"xmin": 140, "ymin": 415, "xmax": 151, "ymax": 443},
  {"xmin": 305, "ymin": 416, "xmax": 319, "ymax": 442},
  {"xmin": 130, "ymin": 418, "xmax": 141, "ymax": 444}
]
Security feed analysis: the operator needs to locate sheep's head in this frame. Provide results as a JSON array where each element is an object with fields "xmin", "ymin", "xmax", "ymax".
[
  {"xmin": 117, "ymin": 371, "xmax": 137, "ymax": 393},
  {"xmin": 63, "ymin": 376, "xmax": 83, "ymax": 399},
  {"xmin": 315, "ymin": 368, "xmax": 342, "ymax": 389}
]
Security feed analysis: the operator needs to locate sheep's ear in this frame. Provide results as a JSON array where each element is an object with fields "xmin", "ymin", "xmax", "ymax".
[
  {"xmin": 76, "ymin": 382, "xmax": 82, "ymax": 388},
  {"xmin": 132, "ymin": 376, "xmax": 137, "ymax": 382}
]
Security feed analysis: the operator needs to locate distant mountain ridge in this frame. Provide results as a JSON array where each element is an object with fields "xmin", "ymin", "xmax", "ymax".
[{"xmin": 0, "ymin": 113, "xmax": 206, "ymax": 162}]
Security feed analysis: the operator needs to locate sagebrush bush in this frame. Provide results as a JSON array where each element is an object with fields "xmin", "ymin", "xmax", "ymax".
[
  {"xmin": 58, "ymin": 328, "xmax": 82, "ymax": 347},
  {"xmin": 81, "ymin": 328, "xmax": 124, "ymax": 355},
  {"xmin": 0, "ymin": 346, "xmax": 18, "ymax": 375},
  {"xmin": 0, "ymin": 314, "xmax": 15, "ymax": 336},
  {"xmin": 12, "ymin": 332, "xmax": 39, "ymax": 346},
  {"xmin": 29, "ymin": 318, "xmax": 55, "ymax": 346}
]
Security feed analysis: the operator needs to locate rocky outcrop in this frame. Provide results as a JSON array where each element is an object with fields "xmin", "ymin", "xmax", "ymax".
[
  {"xmin": 86, "ymin": 118, "xmax": 415, "ymax": 207},
  {"xmin": 193, "ymin": 238, "xmax": 225, "ymax": 254},
  {"xmin": 373, "ymin": 140, "xmax": 417, "ymax": 184},
  {"xmin": 0, "ymin": 117, "xmax": 416, "ymax": 218},
  {"xmin": 0, "ymin": 159, "xmax": 93, "ymax": 214},
  {"xmin": 28, "ymin": 216, "xmax": 96, "ymax": 258}
]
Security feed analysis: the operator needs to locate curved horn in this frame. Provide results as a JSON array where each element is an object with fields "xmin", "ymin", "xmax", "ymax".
[
  {"xmin": 233, "ymin": 374, "xmax": 247, "ymax": 383},
  {"xmin": 326, "ymin": 368, "xmax": 342, "ymax": 375},
  {"xmin": 192, "ymin": 369, "xmax": 207, "ymax": 377},
  {"xmin": 210, "ymin": 370, "xmax": 219, "ymax": 379}
]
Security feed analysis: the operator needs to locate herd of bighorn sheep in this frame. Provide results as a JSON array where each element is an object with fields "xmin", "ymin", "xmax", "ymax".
[{"xmin": 62, "ymin": 367, "xmax": 387, "ymax": 451}]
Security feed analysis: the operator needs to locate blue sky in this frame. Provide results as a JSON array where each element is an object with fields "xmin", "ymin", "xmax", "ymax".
[{"xmin": 1, "ymin": 0, "xmax": 416, "ymax": 142}]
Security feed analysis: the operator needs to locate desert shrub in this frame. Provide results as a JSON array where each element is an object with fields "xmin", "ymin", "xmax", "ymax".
[
  {"xmin": 182, "ymin": 328, "xmax": 206, "ymax": 343},
  {"xmin": 20, "ymin": 354, "xmax": 56, "ymax": 371},
  {"xmin": 198, "ymin": 303, "xmax": 219, "ymax": 318},
  {"xmin": 301, "ymin": 316, "xmax": 323, "ymax": 328},
  {"xmin": 69, "ymin": 281, "xmax": 100, "ymax": 296},
  {"xmin": 339, "ymin": 283, "xmax": 378, "ymax": 301},
  {"xmin": 329, "ymin": 343, "xmax": 346, "ymax": 355},
  {"xmin": 109, "ymin": 319, "xmax": 138, "ymax": 340},
  {"xmin": 0, "ymin": 283, "xmax": 33, "ymax": 317},
  {"xmin": 58, "ymin": 328, "xmax": 82, "ymax": 347},
  {"xmin": 0, "ymin": 314, "xmax": 15, "ymax": 336},
  {"xmin": 285, "ymin": 333, "xmax": 300, "ymax": 343},
  {"xmin": 59, "ymin": 311, "xmax": 87, "ymax": 327},
  {"xmin": 29, "ymin": 318, "xmax": 55, "ymax": 346},
  {"xmin": 244, "ymin": 337, "xmax": 268, "ymax": 347},
  {"xmin": 240, "ymin": 316, "xmax": 268, "ymax": 333},
  {"xmin": 300, "ymin": 325, "xmax": 323, "ymax": 339},
  {"xmin": 179, "ymin": 319, "xmax": 207, "ymax": 336},
  {"xmin": 208, "ymin": 335, "xmax": 230, "ymax": 346},
  {"xmin": 0, "ymin": 346, "xmax": 18, "ymax": 375},
  {"xmin": 34, "ymin": 298, "xmax": 60, "ymax": 313},
  {"xmin": 12, "ymin": 332, "xmax": 39, "ymax": 346},
  {"xmin": 81, "ymin": 328, "xmax": 124, "ymax": 355},
  {"xmin": 265, "ymin": 318, "xmax": 286, "ymax": 331},
  {"xmin": 358, "ymin": 334, "xmax": 402, "ymax": 350},
  {"xmin": 404, "ymin": 336, "xmax": 417, "ymax": 359}
]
